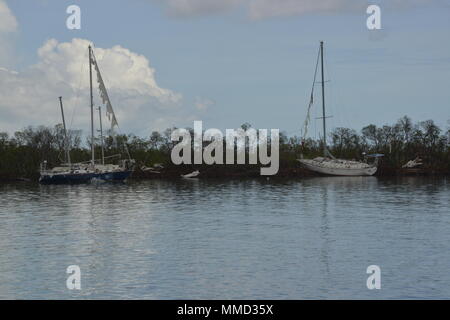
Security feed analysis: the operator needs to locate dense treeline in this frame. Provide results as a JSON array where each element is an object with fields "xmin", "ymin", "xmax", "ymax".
[
  {"xmin": 0, "ymin": 116, "xmax": 449, "ymax": 180},
  {"xmin": 298, "ymin": 116, "xmax": 449, "ymax": 172}
]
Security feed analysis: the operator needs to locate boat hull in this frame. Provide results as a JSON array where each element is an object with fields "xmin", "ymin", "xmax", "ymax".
[
  {"xmin": 298, "ymin": 159, "xmax": 377, "ymax": 176},
  {"xmin": 39, "ymin": 170, "xmax": 133, "ymax": 184}
]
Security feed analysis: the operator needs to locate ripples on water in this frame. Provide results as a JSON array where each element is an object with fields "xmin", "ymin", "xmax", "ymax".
[{"xmin": 0, "ymin": 176, "xmax": 449, "ymax": 299}]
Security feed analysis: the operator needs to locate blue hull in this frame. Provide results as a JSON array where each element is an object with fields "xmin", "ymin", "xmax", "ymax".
[{"xmin": 39, "ymin": 170, "xmax": 132, "ymax": 185}]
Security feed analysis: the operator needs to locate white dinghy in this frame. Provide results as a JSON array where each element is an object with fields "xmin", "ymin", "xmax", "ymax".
[{"xmin": 181, "ymin": 170, "xmax": 200, "ymax": 179}]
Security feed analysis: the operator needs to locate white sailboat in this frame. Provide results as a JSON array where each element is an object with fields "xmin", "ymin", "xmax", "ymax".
[
  {"xmin": 297, "ymin": 42, "xmax": 382, "ymax": 176},
  {"xmin": 39, "ymin": 45, "xmax": 135, "ymax": 184}
]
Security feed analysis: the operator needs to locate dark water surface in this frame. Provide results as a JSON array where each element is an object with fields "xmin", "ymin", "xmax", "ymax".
[{"xmin": 0, "ymin": 177, "xmax": 449, "ymax": 299}]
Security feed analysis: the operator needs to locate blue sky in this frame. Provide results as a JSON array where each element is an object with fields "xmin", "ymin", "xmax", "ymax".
[{"xmin": 1, "ymin": 0, "xmax": 450, "ymax": 137}]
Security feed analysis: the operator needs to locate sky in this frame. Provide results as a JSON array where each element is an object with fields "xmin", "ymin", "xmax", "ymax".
[{"xmin": 0, "ymin": 0, "xmax": 449, "ymax": 139}]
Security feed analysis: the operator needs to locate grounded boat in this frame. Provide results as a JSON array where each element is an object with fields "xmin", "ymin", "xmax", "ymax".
[
  {"xmin": 298, "ymin": 157, "xmax": 378, "ymax": 176},
  {"xmin": 39, "ymin": 162, "xmax": 134, "ymax": 184},
  {"xmin": 39, "ymin": 45, "xmax": 135, "ymax": 184},
  {"xmin": 297, "ymin": 42, "xmax": 382, "ymax": 176}
]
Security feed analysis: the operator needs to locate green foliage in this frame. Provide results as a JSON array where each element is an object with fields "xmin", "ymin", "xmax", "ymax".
[{"xmin": 0, "ymin": 116, "xmax": 449, "ymax": 180}]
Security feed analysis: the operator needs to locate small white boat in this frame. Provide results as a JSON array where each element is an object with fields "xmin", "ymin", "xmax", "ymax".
[
  {"xmin": 181, "ymin": 170, "xmax": 200, "ymax": 178},
  {"xmin": 140, "ymin": 165, "xmax": 161, "ymax": 173},
  {"xmin": 297, "ymin": 42, "xmax": 381, "ymax": 176},
  {"xmin": 402, "ymin": 157, "xmax": 423, "ymax": 168}
]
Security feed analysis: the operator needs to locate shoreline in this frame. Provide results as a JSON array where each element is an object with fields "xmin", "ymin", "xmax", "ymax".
[{"xmin": 1, "ymin": 165, "xmax": 448, "ymax": 183}]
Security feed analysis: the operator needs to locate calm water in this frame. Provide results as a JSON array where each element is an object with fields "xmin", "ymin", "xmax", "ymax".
[{"xmin": 0, "ymin": 177, "xmax": 449, "ymax": 299}]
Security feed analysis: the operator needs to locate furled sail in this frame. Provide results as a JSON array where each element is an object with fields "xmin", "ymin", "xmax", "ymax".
[
  {"xmin": 90, "ymin": 53, "xmax": 118, "ymax": 129},
  {"xmin": 302, "ymin": 92, "xmax": 314, "ymax": 141},
  {"xmin": 301, "ymin": 47, "xmax": 321, "ymax": 142}
]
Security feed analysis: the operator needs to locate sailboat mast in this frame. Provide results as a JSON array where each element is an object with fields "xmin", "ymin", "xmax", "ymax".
[
  {"xmin": 58, "ymin": 96, "xmax": 71, "ymax": 165},
  {"xmin": 89, "ymin": 45, "xmax": 95, "ymax": 166},
  {"xmin": 98, "ymin": 106, "xmax": 105, "ymax": 165},
  {"xmin": 320, "ymin": 41, "xmax": 327, "ymax": 157}
]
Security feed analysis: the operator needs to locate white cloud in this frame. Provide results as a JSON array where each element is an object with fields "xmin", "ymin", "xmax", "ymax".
[
  {"xmin": 152, "ymin": 0, "xmax": 446, "ymax": 19},
  {"xmin": 0, "ymin": 0, "xmax": 18, "ymax": 66},
  {"xmin": 194, "ymin": 96, "xmax": 215, "ymax": 111},
  {"xmin": 155, "ymin": 0, "xmax": 357, "ymax": 18},
  {"xmin": 0, "ymin": 38, "xmax": 187, "ymax": 135},
  {"xmin": 35, "ymin": 38, "xmax": 181, "ymax": 103},
  {"xmin": 159, "ymin": 0, "xmax": 242, "ymax": 17},
  {"xmin": 0, "ymin": 0, "xmax": 17, "ymax": 33},
  {"xmin": 248, "ymin": 0, "xmax": 365, "ymax": 19}
]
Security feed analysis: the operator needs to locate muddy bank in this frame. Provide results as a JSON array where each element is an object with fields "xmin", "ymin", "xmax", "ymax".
[
  {"xmin": 1, "ymin": 163, "xmax": 448, "ymax": 184},
  {"xmin": 132, "ymin": 163, "xmax": 449, "ymax": 180}
]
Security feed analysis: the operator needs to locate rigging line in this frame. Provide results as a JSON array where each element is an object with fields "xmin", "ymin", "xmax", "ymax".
[
  {"xmin": 301, "ymin": 46, "xmax": 321, "ymax": 141},
  {"xmin": 314, "ymin": 98, "xmax": 317, "ymax": 141},
  {"xmin": 326, "ymin": 52, "xmax": 339, "ymax": 127},
  {"xmin": 323, "ymin": 55, "xmax": 335, "ymax": 132},
  {"xmin": 325, "ymin": 54, "xmax": 340, "ymax": 135},
  {"xmin": 90, "ymin": 47, "xmax": 132, "ymax": 161},
  {"xmin": 324, "ymin": 52, "xmax": 349, "ymax": 132},
  {"xmin": 115, "ymin": 123, "xmax": 132, "ymax": 161},
  {"xmin": 68, "ymin": 47, "xmax": 88, "ymax": 132}
]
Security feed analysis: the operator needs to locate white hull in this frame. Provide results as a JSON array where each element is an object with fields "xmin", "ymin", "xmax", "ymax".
[
  {"xmin": 181, "ymin": 170, "xmax": 200, "ymax": 178},
  {"xmin": 298, "ymin": 159, "xmax": 377, "ymax": 176}
]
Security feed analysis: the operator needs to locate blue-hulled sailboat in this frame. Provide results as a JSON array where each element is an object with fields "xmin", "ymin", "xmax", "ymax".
[{"xmin": 39, "ymin": 45, "xmax": 135, "ymax": 184}]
